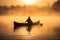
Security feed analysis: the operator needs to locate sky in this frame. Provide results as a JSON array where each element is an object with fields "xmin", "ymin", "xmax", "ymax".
[{"xmin": 0, "ymin": 0, "xmax": 56, "ymax": 6}]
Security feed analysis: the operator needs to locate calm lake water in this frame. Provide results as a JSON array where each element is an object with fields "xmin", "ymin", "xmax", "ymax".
[{"xmin": 0, "ymin": 16, "xmax": 60, "ymax": 40}]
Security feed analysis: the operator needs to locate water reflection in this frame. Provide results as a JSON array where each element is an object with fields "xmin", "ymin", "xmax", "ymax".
[{"xmin": 0, "ymin": 16, "xmax": 60, "ymax": 40}]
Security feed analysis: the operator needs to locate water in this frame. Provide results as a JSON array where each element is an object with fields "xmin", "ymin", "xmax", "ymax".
[
  {"xmin": 0, "ymin": 1, "xmax": 60, "ymax": 39},
  {"xmin": 0, "ymin": 16, "xmax": 60, "ymax": 40}
]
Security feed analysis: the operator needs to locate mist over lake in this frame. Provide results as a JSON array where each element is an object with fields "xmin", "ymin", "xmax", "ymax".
[
  {"xmin": 0, "ymin": 0, "xmax": 60, "ymax": 40},
  {"xmin": 0, "ymin": 16, "xmax": 60, "ymax": 40}
]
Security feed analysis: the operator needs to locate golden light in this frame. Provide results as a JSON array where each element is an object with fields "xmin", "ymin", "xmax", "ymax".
[{"xmin": 21, "ymin": 0, "xmax": 38, "ymax": 5}]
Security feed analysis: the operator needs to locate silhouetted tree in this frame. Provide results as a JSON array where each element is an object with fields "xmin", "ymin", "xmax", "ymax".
[
  {"xmin": 10, "ymin": 5, "xmax": 16, "ymax": 9},
  {"xmin": 0, "ymin": 6, "xmax": 9, "ymax": 15},
  {"xmin": 52, "ymin": 0, "xmax": 60, "ymax": 12}
]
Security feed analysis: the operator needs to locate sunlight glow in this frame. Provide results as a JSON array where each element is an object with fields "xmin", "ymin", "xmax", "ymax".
[{"xmin": 21, "ymin": 0, "xmax": 38, "ymax": 5}]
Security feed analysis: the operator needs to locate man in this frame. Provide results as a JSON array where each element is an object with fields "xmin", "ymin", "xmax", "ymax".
[
  {"xmin": 26, "ymin": 17, "xmax": 33, "ymax": 33},
  {"xmin": 26, "ymin": 17, "xmax": 32, "ymax": 24}
]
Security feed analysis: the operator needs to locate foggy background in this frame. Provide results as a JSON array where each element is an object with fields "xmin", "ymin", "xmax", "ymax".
[{"xmin": 0, "ymin": 0, "xmax": 60, "ymax": 40}]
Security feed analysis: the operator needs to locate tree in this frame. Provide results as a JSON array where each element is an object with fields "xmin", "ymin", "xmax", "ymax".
[{"xmin": 52, "ymin": 0, "xmax": 60, "ymax": 12}]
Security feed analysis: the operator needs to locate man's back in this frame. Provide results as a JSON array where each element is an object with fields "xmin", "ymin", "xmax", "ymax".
[{"xmin": 26, "ymin": 17, "xmax": 32, "ymax": 23}]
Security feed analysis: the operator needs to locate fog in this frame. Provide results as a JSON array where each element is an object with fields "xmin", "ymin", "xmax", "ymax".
[
  {"xmin": 0, "ymin": 16, "xmax": 60, "ymax": 40},
  {"xmin": 0, "ymin": 0, "xmax": 60, "ymax": 40}
]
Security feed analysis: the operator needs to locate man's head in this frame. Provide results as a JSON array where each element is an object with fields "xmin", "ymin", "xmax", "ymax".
[{"xmin": 26, "ymin": 17, "xmax": 32, "ymax": 22}]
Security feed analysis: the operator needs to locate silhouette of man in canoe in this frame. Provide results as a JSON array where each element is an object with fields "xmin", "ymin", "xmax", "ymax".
[
  {"xmin": 14, "ymin": 17, "xmax": 43, "ymax": 34},
  {"xmin": 26, "ymin": 17, "xmax": 33, "ymax": 33}
]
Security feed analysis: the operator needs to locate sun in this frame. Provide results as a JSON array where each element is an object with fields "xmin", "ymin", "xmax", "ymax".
[{"xmin": 21, "ymin": 0, "xmax": 37, "ymax": 5}]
